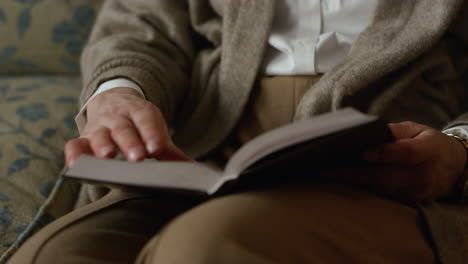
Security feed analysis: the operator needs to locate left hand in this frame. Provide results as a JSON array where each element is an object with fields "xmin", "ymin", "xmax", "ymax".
[{"xmin": 331, "ymin": 121, "xmax": 467, "ymax": 203}]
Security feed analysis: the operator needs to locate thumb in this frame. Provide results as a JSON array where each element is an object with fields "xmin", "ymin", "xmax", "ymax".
[
  {"xmin": 363, "ymin": 138, "xmax": 428, "ymax": 165},
  {"xmin": 388, "ymin": 121, "xmax": 427, "ymax": 140},
  {"xmin": 64, "ymin": 137, "xmax": 94, "ymax": 167},
  {"xmin": 363, "ymin": 121, "xmax": 430, "ymax": 165},
  {"xmin": 326, "ymin": 165, "xmax": 427, "ymax": 203}
]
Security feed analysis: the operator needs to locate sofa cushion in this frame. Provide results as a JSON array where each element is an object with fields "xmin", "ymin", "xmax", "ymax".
[
  {"xmin": 0, "ymin": 0, "xmax": 102, "ymax": 74},
  {"xmin": 0, "ymin": 75, "xmax": 82, "ymax": 261}
]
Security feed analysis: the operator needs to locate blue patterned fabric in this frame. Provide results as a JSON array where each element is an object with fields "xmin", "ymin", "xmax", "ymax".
[
  {"xmin": 0, "ymin": 0, "xmax": 102, "ymax": 74},
  {"xmin": 0, "ymin": 76, "xmax": 84, "ymax": 261},
  {"xmin": 0, "ymin": 1, "xmax": 103, "ymax": 261}
]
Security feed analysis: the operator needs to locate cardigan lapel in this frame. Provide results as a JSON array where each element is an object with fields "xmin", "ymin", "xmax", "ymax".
[
  {"xmin": 294, "ymin": 0, "xmax": 464, "ymax": 120},
  {"xmin": 217, "ymin": 0, "xmax": 274, "ymax": 125},
  {"xmin": 174, "ymin": 0, "xmax": 274, "ymax": 158}
]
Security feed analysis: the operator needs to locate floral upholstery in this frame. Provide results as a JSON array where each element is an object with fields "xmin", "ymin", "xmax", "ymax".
[
  {"xmin": 0, "ymin": 1, "xmax": 102, "ymax": 262},
  {"xmin": 0, "ymin": 0, "xmax": 100, "ymax": 74}
]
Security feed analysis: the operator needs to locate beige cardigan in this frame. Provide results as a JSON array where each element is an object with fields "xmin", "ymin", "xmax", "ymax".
[{"xmin": 80, "ymin": 1, "xmax": 468, "ymax": 263}]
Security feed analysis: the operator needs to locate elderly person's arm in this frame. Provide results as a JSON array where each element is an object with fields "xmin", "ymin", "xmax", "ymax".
[{"xmin": 65, "ymin": 0, "xmax": 195, "ymax": 165}]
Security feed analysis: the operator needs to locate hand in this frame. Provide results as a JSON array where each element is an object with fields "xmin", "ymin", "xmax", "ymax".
[
  {"xmin": 331, "ymin": 121, "xmax": 467, "ymax": 202},
  {"xmin": 64, "ymin": 87, "xmax": 191, "ymax": 167}
]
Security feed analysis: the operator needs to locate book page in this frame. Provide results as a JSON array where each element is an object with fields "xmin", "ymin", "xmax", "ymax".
[
  {"xmin": 65, "ymin": 155, "xmax": 223, "ymax": 194},
  {"xmin": 223, "ymin": 108, "xmax": 376, "ymax": 178}
]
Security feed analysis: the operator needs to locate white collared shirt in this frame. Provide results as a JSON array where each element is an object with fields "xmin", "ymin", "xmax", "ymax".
[{"xmin": 263, "ymin": 0, "xmax": 377, "ymax": 75}]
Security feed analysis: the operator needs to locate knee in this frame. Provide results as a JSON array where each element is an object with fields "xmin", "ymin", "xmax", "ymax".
[
  {"xmin": 141, "ymin": 194, "xmax": 274, "ymax": 264},
  {"xmin": 7, "ymin": 226, "xmax": 80, "ymax": 264}
]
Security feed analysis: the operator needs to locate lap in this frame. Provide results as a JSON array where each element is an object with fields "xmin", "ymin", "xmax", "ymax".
[
  {"xmin": 139, "ymin": 184, "xmax": 437, "ymax": 264},
  {"xmin": 7, "ymin": 184, "xmax": 436, "ymax": 264}
]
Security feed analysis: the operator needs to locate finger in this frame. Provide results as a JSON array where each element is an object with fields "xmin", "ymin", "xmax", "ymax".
[
  {"xmin": 329, "ymin": 165, "xmax": 430, "ymax": 202},
  {"xmin": 128, "ymin": 103, "xmax": 168, "ymax": 156},
  {"xmin": 375, "ymin": 165, "xmax": 434, "ymax": 202},
  {"xmin": 103, "ymin": 116, "xmax": 147, "ymax": 162},
  {"xmin": 129, "ymin": 103, "xmax": 192, "ymax": 161},
  {"xmin": 64, "ymin": 137, "xmax": 93, "ymax": 167},
  {"xmin": 89, "ymin": 127, "xmax": 117, "ymax": 158},
  {"xmin": 364, "ymin": 138, "xmax": 428, "ymax": 165},
  {"xmin": 387, "ymin": 121, "xmax": 427, "ymax": 140}
]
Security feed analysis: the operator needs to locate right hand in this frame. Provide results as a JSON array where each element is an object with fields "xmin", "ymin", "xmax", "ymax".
[{"xmin": 64, "ymin": 87, "xmax": 192, "ymax": 167}]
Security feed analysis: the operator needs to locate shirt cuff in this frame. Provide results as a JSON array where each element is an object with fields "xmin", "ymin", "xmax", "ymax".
[
  {"xmin": 74, "ymin": 78, "xmax": 145, "ymax": 134},
  {"xmin": 443, "ymin": 125, "xmax": 468, "ymax": 203}
]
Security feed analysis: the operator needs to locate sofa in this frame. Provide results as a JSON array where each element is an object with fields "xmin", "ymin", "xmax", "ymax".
[{"xmin": 0, "ymin": 1, "xmax": 102, "ymax": 262}]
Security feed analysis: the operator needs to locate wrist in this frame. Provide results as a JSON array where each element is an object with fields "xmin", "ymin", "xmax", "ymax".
[
  {"xmin": 86, "ymin": 87, "xmax": 145, "ymax": 119},
  {"xmin": 443, "ymin": 132, "xmax": 468, "ymax": 202},
  {"xmin": 445, "ymin": 133, "xmax": 468, "ymax": 171}
]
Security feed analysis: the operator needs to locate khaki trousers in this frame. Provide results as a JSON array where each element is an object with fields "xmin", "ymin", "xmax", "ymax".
[{"xmin": 7, "ymin": 76, "xmax": 436, "ymax": 264}]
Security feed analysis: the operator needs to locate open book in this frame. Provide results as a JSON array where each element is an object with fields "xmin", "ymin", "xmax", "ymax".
[{"xmin": 64, "ymin": 108, "xmax": 394, "ymax": 196}]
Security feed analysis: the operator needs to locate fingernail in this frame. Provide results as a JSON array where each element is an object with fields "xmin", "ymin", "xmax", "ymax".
[
  {"xmin": 128, "ymin": 146, "xmax": 145, "ymax": 161},
  {"xmin": 99, "ymin": 145, "xmax": 114, "ymax": 157},
  {"xmin": 68, "ymin": 157, "xmax": 76, "ymax": 167},
  {"xmin": 146, "ymin": 139, "xmax": 158, "ymax": 154}
]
